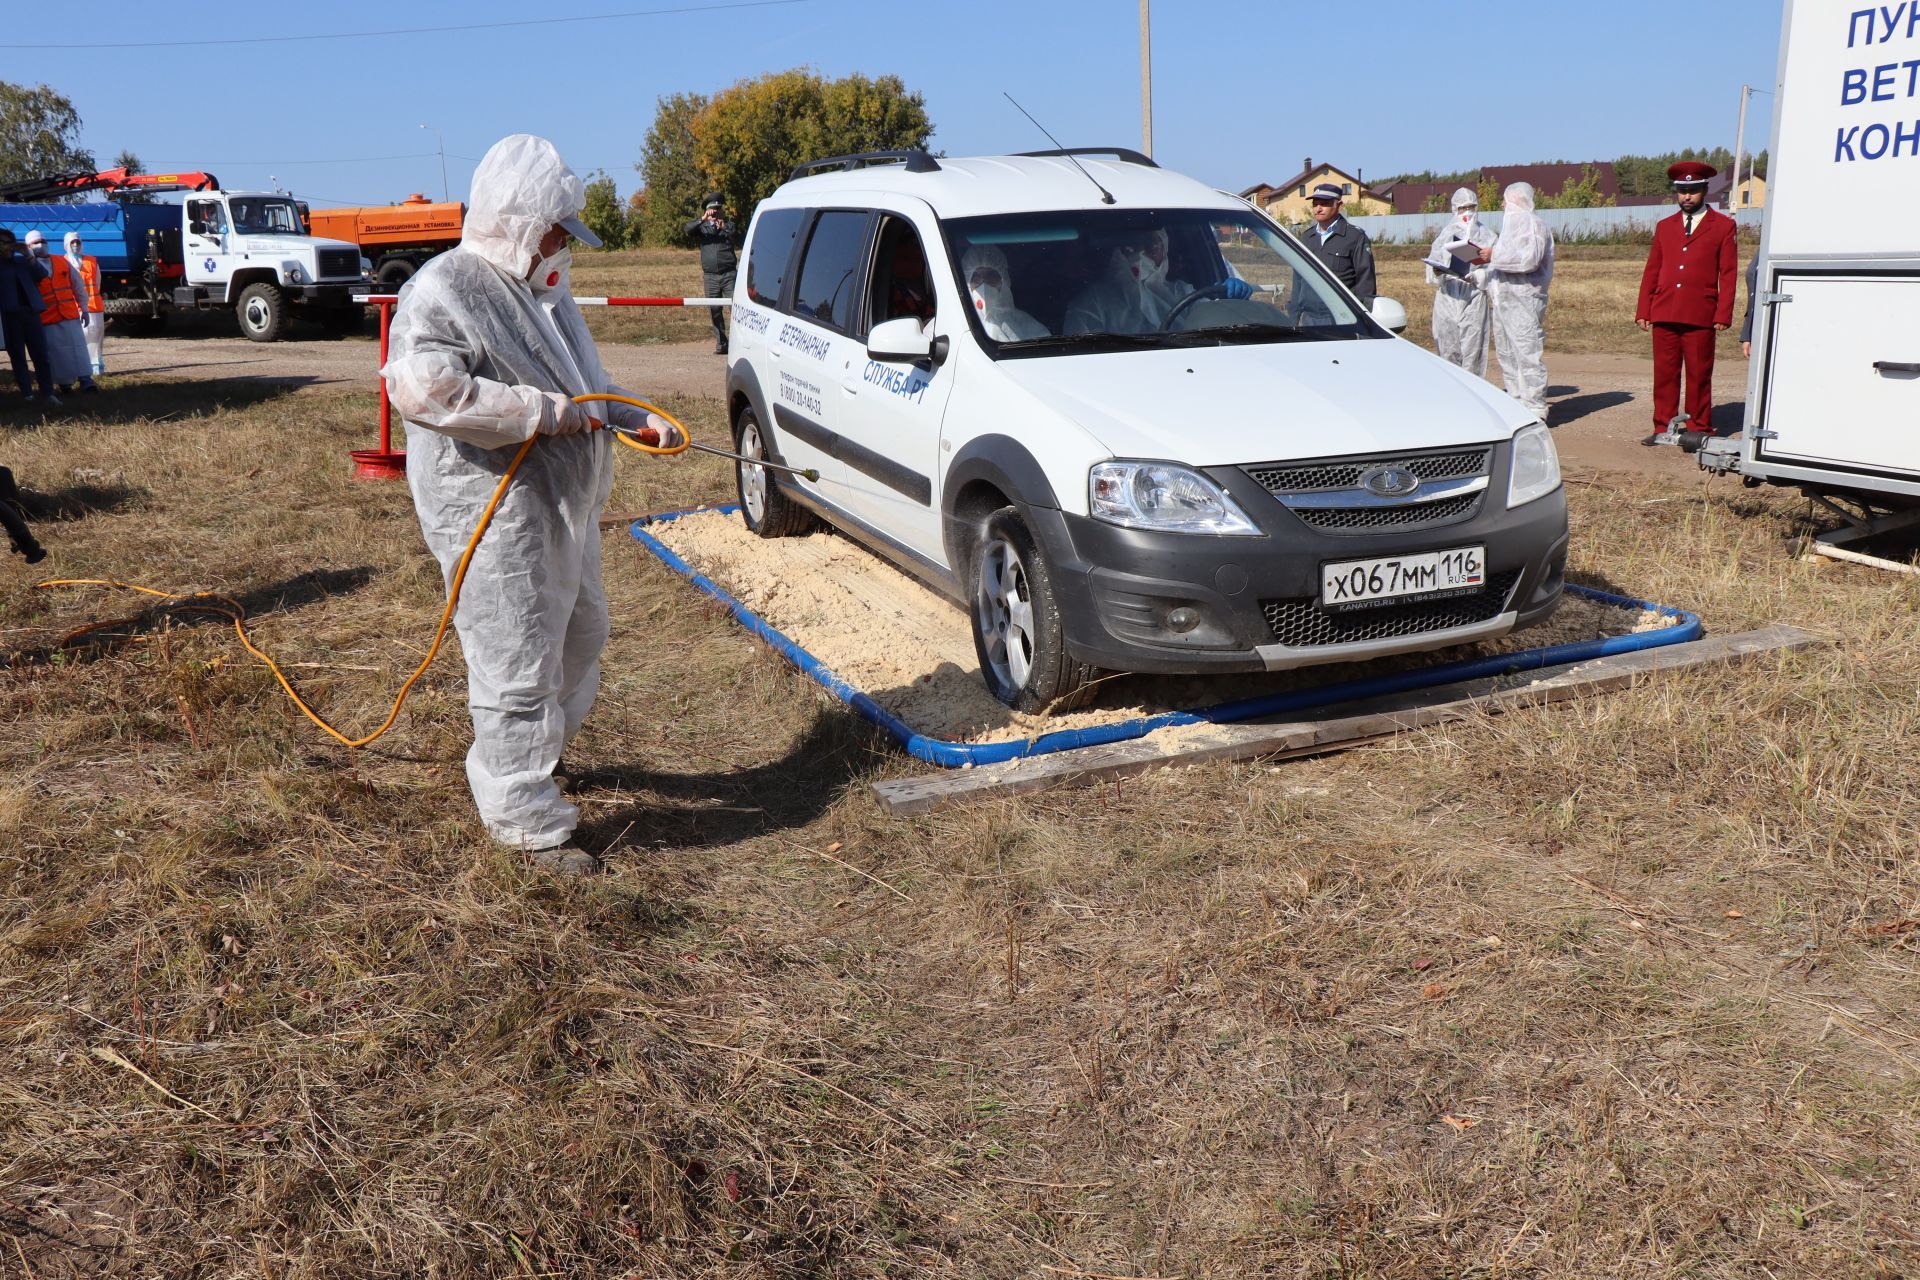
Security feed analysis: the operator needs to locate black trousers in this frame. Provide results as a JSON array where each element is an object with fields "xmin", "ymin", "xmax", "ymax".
[
  {"xmin": 2, "ymin": 307, "xmax": 53, "ymax": 396},
  {"xmin": 703, "ymin": 269, "xmax": 735, "ymax": 345}
]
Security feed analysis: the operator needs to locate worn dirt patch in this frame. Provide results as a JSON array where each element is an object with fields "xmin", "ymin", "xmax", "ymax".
[{"xmin": 647, "ymin": 508, "xmax": 1679, "ymax": 745}]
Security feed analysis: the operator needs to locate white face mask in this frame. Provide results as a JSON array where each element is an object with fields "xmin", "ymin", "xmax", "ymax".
[
  {"xmin": 970, "ymin": 281, "xmax": 1011, "ymax": 316},
  {"xmin": 1121, "ymin": 249, "xmax": 1167, "ymax": 288},
  {"xmin": 529, "ymin": 247, "xmax": 571, "ymax": 294}
]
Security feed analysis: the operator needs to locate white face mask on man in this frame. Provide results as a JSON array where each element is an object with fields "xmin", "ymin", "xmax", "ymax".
[
  {"xmin": 1120, "ymin": 248, "xmax": 1168, "ymax": 288},
  {"xmin": 529, "ymin": 247, "xmax": 571, "ymax": 294}
]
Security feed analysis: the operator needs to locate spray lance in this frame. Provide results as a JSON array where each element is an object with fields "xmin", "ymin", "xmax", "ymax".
[{"xmin": 576, "ymin": 394, "xmax": 817, "ymax": 481}]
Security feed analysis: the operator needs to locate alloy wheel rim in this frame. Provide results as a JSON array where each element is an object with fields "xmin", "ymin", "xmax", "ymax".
[
  {"xmin": 979, "ymin": 537, "xmax": 1035, "ymax": 691},
  {"xmin": 739, "ymin": 419, "xmax": 767, "ymax": 520}
]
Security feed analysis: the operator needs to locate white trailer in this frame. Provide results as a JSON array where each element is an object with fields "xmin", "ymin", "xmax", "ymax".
[{"xmin": 1700, "ymin": 0, "xmax": 1920, "ymax": 559}]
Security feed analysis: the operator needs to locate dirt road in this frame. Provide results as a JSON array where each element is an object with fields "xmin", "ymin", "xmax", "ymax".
[{"xmin": 105, "ymin": 329, "xmax": 1737, "ymax": 483}]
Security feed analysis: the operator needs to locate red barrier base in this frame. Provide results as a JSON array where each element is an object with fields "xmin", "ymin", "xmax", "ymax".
[{"xmin": 351, "ymin": 449, "xmax": 407, "ymax": 481}]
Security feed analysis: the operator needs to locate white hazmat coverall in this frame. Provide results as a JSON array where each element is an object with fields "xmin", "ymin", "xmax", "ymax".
[
  {"xmin": 1484, "ymin": 181, "xmax": 1555, "ymax": 420},
  {"xmin": 65, "ymin": 233, "xmax": 105, "ymax": 376},
  {"xmin": 382, "ymin": 134, "xmax": 655, "ymax": 852},
  {"xmin": 960, "ymin": 245, "xmax": 1049, "ymax": 341},
  {"xmin": 1064, "ymin": 229, "xmax": 1195, "ymax": 334},
  {"xmin": 1425, "ymin": 189, "xmax": 1493, "ymax": 376}
]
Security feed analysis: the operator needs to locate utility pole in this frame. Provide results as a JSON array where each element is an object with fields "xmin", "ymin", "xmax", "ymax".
[
  {"xmin": 421, "ymin": 123, "xmax": 448, "ymax": 202},
  {"xmin": 1731, "ymin": 83, "xmax": 1752, "ymax": 209},
  {"xmin": 1139, "ymin": 0, "xmax": 1153, "ymax": 158}
]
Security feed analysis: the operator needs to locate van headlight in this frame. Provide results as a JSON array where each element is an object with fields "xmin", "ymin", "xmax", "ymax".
[
  {"xmin": 1507, "ymin": 423, "xmax": 1561, "ymax": 508},
  {"xmin": 284, "ymin": 262, "xmax": 307, "ymax": 284},
  {"xmin": 1089, "ymin": 461, "xmax": 1260, "ymax": 535}
]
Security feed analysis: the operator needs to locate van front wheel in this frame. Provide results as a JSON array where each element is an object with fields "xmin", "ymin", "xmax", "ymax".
[{"xmin": 970, "ymin": 507, "xmax": 1099, "ymax": 714}]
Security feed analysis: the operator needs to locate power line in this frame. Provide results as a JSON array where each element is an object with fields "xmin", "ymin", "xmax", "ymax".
[
  {"xmin": 6, "ymin": 0, "xmax": 810, "ymax": 50},
  {"xmin": 202, "ymin": 152, "xmax": 440, "ymax": 166}
]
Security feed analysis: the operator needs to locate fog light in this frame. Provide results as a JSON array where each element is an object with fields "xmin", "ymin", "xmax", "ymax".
[{"xmin": 1166, "ymin": 606, "xmax": 1201, "ymax": 634}]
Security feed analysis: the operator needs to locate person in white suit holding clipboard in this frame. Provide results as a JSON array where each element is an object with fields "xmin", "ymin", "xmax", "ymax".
[{"xmin": 1423, "ymin": 187, "xmax": 1496, "ymax": 376}]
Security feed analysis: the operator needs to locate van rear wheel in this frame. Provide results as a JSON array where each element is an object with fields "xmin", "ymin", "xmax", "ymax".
[{"xmin": 970, "ymin": 506, "xmax": 1099, "ymax": 714}]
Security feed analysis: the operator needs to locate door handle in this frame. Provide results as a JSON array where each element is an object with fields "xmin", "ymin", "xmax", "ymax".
[{"xmin": 1872, "ymin": 361, "xmax": 1920, "ymax": 374}]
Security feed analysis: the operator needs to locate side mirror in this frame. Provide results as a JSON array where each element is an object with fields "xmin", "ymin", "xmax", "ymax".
[
  {"xmin": 1370, "ymin": 296, "xmax": 1408, "ymax": 335},
  {"xmin": 189, "ymin": 221, "xmax": 206, "ymax": 236},
  {"xmin": 867, "ymin": 316, "xmax": 948, "ymax": 367}
]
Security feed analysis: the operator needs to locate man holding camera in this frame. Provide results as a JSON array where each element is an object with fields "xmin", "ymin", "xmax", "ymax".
[{"xmin": 683, "ymin": 194, "xmax": 739, "ymax": 355}]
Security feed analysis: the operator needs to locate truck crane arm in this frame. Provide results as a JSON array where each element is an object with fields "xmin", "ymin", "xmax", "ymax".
[{"xmin": 0, "ymin": 168, "xmax": 220, "ymax": 202}]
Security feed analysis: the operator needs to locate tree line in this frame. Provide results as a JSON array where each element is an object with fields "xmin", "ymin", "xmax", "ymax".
[
  {"xmin": 1389, "ymin": 145, "xmax": 1772, "ymax": 214},
  {"xmin": 571, "ymin": 69, "xmax": 932, "ymax": 250}
]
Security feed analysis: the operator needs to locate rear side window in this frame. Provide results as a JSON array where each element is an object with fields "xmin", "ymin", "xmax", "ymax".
[
  {"xmin": 791, "ymin": 211, "xmax": 872, "ymax": 334},
  {"xmin": 745, "ymin": 206, "xmax": 805, "ymax": 306}
]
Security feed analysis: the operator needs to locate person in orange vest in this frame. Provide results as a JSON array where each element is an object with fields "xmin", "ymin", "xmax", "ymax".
[
  {"xmin": 23, "ymin": 230, "xmax": 98, "ymax": 395},
  {"xmin": 0, "ymin": 228, "xmax": 57, "ymax": 404},
  {"xmin": 64, "ymin": 231, "xmax": 105, "ymax": 378}
]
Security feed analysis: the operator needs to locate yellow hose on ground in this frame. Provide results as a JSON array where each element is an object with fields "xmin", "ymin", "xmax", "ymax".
[{"xmin": 37, "ymin": 394, "xmax": 690, "ymax": 750}]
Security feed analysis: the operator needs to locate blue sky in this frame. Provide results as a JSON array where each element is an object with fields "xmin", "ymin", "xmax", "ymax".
[{"xmin": 3, "ymin": 0, "xmax": 1783, "ymax": 209}]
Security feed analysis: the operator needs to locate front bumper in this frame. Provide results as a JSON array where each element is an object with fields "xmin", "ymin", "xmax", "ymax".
[{"xmin": 1030, "ymin": 447, "xmax": 1569, "ymax": 675}]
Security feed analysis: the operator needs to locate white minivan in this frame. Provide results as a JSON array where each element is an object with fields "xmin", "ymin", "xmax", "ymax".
[{"xmin": 725, "ymin": 148, "xmax": 1568, "ymax": 712}]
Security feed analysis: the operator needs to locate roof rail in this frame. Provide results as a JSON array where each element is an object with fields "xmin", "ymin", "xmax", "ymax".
[
  {"xmin": 1017, "ymin": 147, "xmax": 1159, "ymax": 169},
  {"xmin": 789, "ymin": 149, "xmax": 941, "ymax": 181}
]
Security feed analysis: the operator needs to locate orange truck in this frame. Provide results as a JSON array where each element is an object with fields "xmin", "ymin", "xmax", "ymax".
[{"xmin": 304, "ymin": 194, "xmax": 463, "ymax": 291}]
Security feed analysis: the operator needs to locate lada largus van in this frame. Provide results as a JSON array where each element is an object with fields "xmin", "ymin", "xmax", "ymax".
[{"xmin": 724, "ymin": 148, "xmax": 1568, "ymax": 712}]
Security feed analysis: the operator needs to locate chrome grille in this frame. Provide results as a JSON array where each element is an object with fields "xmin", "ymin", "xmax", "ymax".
[
  {"xmin": 1293, "ymin": 492, "xmax": 1482, "ymax": 531},
  {"xmin": 1246, "ymin": 448, "xmax": 1491, "ymax": 496},
  {"xmin": 316, "ymin": 248, "xmax": 361, "ymax": 279},
  {"xmin": 1261, "ymin": 569, "xmax": 1521, "ymax": 647}
]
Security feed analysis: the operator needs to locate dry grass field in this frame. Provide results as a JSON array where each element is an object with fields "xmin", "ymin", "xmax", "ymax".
[
  {"xmin": 1374, "ymin": 243, "xmax": 1755, "ymax": 361},
  {"xmin": 2, "ymin": 244, "xmax": 1918, "ymax": 1278}
]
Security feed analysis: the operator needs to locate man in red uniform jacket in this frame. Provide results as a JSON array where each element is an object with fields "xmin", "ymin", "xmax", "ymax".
[{"xmin": 1636, "ymin": 161, "xmax": 1739, "ymax": 450}]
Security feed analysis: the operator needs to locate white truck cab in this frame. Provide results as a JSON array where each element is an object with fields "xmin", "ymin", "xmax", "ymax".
[
  {"xmin": 175, "ymin": 190, "xmax": 367, "ymax": 340},
  {"xmin": 1700, "ymin": 0, "xmax": 1920, "ymax": 549}
]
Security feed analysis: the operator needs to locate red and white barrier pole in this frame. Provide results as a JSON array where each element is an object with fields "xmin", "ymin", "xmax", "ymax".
[{"xmin": 350, "ymin": 292, "xmax": 728, "ymax": 481}]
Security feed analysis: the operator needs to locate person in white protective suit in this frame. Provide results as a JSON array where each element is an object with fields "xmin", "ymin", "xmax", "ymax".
[
  {"xmin": 960, "ymin": 244, "xmax": 1049, "ymax": 342},
  {"xmin": 382, "ymin": 134, "xmax": 681, "ymax": 875},
  {"xmin": 1425, "ymin": 188, "xmax": 1494, "ymax": 376},
  {"xmin": 1064, "ymin": 227, "xmax": 1197, "ymax": 334},
  {"xmin": 65, "ymin": 232, "xmax": 106, "ymax": 378},
  {"xmin": 1471, "ymin": 182, "xmax": 1555, "ymax": 420}
]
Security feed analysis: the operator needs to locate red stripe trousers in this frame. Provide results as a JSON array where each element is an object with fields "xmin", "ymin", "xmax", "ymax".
[{"xmin": 1650, "ymin": 322, "xmax": 1717, "ymax": 430}]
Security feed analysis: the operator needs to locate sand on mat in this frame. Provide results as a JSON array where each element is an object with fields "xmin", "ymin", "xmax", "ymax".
[{"xmin": 647, "ymin": 509, "xmax": 1679, "ymax": 745}]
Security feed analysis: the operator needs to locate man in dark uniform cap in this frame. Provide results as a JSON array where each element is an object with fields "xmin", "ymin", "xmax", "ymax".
[
  {"xmin": 683, "ymin": 193, "xmax": 740, "ymax": 355},
  {"xmin": 1297, "ymin": 182, "xmax": 1376, "ymax": 308},
  {"xmin": 1635, "ymin": 160, "xmax": 1739, "ymax": 450}
]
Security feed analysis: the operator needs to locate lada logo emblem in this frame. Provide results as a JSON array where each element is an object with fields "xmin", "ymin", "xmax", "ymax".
[{"xmin": 1360, "ymin": 465, "xmax": 1421, "ymax": 498}]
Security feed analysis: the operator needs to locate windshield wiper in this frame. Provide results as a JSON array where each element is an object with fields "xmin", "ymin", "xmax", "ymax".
[
  {"xmin": 997, "ymin": 331, "xmax": 1189, "ymax": 351},
  {"xmin": 1178, "ymin": 322, "xmax": 1342, "ymax": 342}
]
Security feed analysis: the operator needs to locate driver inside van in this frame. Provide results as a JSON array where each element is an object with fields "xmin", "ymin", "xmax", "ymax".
[{"xmin": 1064, "ymin": 226, "xmax": 1197, "ymax": 334}]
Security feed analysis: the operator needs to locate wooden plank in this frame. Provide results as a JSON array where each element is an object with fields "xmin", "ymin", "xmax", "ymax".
[{"xmin": 871, "ymin": 625, "xmax": 1822, "ymax": 816}]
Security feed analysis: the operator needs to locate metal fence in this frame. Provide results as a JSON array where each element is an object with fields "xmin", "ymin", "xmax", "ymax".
[{"xmin": 1344, "ymin": 206, "xmax": 1765, "ymax": 244}]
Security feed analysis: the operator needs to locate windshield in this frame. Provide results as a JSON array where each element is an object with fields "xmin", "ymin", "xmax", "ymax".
[
  {"xmin": 226, "ymin": 197, "xmax": 305, "ymax": 235},
  {"xmin": 941, "ymin": 207, "xmax": 1381, "ymax": 355}
]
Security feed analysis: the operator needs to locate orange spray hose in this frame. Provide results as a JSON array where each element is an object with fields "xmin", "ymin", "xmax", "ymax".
[{"xmin": 37, "ymin": 393, "xmax": 689, "ymax": 750}]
